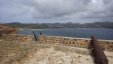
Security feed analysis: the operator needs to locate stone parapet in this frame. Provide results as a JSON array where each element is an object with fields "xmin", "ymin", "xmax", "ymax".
[
  {"xmin": 0, "ymin": 34, "xmax": 34, "ymax": 43},
  {"xmin": 39, "ymin": 35, "xmax": 113, "ymax": 51}
]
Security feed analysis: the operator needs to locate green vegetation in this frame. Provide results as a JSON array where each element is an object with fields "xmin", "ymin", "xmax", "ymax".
[{"xmin": 1, "ymin": 22, "xmax": 113, "ymax": 29}]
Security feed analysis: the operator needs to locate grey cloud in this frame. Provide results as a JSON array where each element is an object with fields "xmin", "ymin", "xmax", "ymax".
[
  {"xmin": 0, "ymin": 0, "xmax": 113, "ymax": 23},
  {"xmin": 13, "ymin": 0, "xmax": 90, "ymax": 18}
]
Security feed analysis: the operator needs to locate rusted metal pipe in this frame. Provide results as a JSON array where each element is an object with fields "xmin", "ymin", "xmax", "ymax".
[{"xmin": 90, "ymin": 36, "xmax": 108, "ymax": 64}]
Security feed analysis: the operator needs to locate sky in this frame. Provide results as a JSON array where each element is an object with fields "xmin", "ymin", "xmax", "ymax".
[{"xmin": 0, "ymin": 0, "xmax": 113, "ymax": 23}]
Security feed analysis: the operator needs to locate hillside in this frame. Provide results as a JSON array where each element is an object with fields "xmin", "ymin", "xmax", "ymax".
[{"xmin": 1, "ymin": 22, "xmax": 113, "ymax": 29}]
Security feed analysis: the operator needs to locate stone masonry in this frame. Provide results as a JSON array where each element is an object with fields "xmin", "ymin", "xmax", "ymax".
[
  {"xmin": 39, "ymin": 35, "xmax": 113, "ymax": 51},
  {"xmin": 0, "ymin": 34, "xmax": 34, "ymax": 43},
  {"xmin": 0, "ymin": 34, "xmax": 113, "ymax": 51}
]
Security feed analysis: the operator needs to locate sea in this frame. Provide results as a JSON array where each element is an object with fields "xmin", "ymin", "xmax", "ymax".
[{"xmin": 19, "ymin": 28, "xmax": 113, "ymax": 40}]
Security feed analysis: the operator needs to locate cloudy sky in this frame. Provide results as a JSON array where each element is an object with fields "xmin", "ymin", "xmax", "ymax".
[{"xmin": 0, "ymin": 0, "xmax": 113, "ymax": 23}]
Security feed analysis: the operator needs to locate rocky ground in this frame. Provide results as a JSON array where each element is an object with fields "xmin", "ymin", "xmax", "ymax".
[
  {"xmin": 18, "ymin": 46, "xmax": 94, "ymax": 64},
  {"xmin": 0, "ymin": 40, "xmax": 37, "ymax": 64},
  {"xmin": 0, "ymin": 40, "xmax": 113, "ymax": 64}
]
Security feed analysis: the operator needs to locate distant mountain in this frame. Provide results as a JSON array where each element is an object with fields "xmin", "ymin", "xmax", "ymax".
[{"xmin": 1, "ymin": 22, "xmax": 113, "ymax": 29}]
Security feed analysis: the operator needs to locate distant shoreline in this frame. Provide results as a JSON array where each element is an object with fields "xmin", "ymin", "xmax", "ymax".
[
  {"xmin": 1, "ymin": 22, "xmax": 113, "ymax": 29},
  {"xmin": 19, "ymin": 28, "xmax": 113, "ymax": 31}
]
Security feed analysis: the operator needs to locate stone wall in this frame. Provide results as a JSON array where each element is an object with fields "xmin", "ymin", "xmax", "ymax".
[
  {"xmin": 1, "ymin": 34, "xmax": 113, "ymax": 51},
  {"xmin": 0, "ymin": 34, "xmax": 35, "ymax": 43},
  {"xmin": 39, "ymin": 35, "xmax": 113, "ymax": 51}
]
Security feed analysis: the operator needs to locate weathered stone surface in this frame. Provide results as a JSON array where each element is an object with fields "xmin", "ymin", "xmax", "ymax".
[
  {"xmin": 1, "ymin": 34, "xmax": 113, "ymax": 51},
  {"xmin": 1, "ymin": 34, "xmax": 34, "ymax": 43},
  {"xmin": 39, "ymin": 35, "xmax": 113, "ymax": 52}
]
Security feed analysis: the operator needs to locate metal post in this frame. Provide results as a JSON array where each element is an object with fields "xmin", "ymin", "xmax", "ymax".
[{"xmin": 32, "ymin": 31, "xmax": 37, "ymax": 43}]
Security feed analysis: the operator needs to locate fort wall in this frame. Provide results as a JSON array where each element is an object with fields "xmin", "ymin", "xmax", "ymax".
[
  {"xmin": 39, "ymin": 35, "xmax": 113, "ymax": 51},
  {"xmin": 0, "ymin": 34, "xmax": 113, "ymax": 51},
  {"xmin": 0, "ymin": 34, "xmax": 34, "ymax": 43}
]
